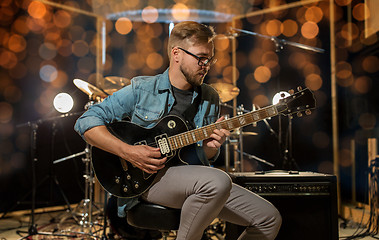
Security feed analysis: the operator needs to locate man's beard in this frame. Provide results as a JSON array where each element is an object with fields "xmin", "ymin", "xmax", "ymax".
[{"xmin": 180, "ymin": 64, "xmax": 206, "ymax": 87}]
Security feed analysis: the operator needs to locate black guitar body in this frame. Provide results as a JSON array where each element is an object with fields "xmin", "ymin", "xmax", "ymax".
[{"xmin": 91, "ymin": 115, "xmax": 189, "ymax": 198}]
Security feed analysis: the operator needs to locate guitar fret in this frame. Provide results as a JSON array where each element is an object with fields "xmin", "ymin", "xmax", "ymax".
[
  {"xmin": 173, "ymin": 137, "xmax": 178, "ymax": 148},
  {"xmin": 191, "ymin": 132, "xmax": 196, "ymax": 141},
  {"xmin": 184, "ymin": 134, "xmax": 189, "ymax": 144}
]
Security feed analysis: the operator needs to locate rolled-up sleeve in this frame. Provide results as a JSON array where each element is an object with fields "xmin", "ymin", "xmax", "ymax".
[{"xmin": 74, "ymin": 84, "xmax": 135, "ymax": 138}]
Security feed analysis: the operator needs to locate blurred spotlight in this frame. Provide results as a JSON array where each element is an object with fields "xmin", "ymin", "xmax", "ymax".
[
  {"xmin": 53, "ymin": 93, "xmax": 73, "ymax": 113},
  {"xmin": 272, "ymin": 91, "xmax": 290, "ymax": 105}
]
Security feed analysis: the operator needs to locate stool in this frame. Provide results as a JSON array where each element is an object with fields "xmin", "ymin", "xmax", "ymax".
[{"xmin": 127, "ymin": 201, "xmax": 181, "ymax": 240}]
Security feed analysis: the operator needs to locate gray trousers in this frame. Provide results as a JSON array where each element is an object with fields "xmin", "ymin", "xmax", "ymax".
[{"xmin": 141, "ymin": 165, "xmax": 282, "ymax": 240}]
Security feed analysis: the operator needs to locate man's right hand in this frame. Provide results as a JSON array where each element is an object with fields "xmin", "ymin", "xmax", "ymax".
[
  {"xmin": 84, "ymin": 125, "xmax": 166, "ymax": 174},
  {"xmin": 120, "ymin": 144, "xmax": 167, "ymax": 174}
]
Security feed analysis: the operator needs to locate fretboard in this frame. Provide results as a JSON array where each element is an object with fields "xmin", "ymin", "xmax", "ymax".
[{"xmin": 167, "ymin": 105, "xmax": 280, "ymax": 151}]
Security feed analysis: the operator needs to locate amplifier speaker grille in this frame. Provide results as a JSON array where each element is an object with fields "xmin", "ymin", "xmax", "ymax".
[{"xmin": 226, "ymin": 171, "xmax": 338, "ymax": 240}]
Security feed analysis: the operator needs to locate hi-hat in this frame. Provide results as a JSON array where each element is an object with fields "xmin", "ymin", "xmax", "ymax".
[
  {"xmin": 73, "ymin": 79, "xmax": 108, "ymax": 99},
  {"xmin": 210, "ymin": 83, "xmax": 240, "ymax": 103}
]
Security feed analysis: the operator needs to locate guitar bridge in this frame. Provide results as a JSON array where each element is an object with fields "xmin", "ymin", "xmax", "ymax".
[{"xmin": 155, "ymin": 134, "xmax": 173, "ymax": 157}]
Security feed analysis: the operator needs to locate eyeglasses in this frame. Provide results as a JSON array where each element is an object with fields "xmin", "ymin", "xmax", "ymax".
[{"xmin": 178, "ymin": 47, "xmax": 217, "ymax": 67}]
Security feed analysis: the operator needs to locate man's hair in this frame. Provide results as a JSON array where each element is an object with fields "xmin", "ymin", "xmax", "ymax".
[{"xmin": 167, "ymin": 21, "xmax": 216, "ymax": 59}]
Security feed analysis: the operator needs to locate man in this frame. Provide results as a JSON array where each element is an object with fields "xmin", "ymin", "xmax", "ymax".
[{"xmin": 75, "ymin": 21, "xmax": 281, "ymax": 240}]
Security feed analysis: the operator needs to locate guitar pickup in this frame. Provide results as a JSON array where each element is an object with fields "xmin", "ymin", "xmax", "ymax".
[{"xmin": 155, "ymin": 134, "xmax": 173, "ymax": 157}]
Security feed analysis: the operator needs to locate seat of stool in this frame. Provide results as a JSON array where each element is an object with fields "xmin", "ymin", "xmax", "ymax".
[{"xmin": 127, "ymin": 201, "xmax": 181, "ymax": 231}]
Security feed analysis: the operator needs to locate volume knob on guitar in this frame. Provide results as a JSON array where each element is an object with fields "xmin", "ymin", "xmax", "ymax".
[
  {"xmin": 115, "ymin": 176, "xmax": 120, "ymax": 184},
  {"xmin": 133, "ymin": 181, "xmax": 140, "ymax": 189},
  {"xmin": 122, "ymin": 185, "xmax": 128, "ymax": 192}
]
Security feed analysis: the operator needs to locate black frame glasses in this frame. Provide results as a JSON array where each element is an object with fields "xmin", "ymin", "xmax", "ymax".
[{"xmin": 178, "ymin": 47, "xmax": 217, "ymax": 67}]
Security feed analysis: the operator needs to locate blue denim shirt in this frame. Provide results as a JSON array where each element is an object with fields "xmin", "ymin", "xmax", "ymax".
[{"xmin": 74, "ymin": 68, "xmax": 221, "ymax": 215}]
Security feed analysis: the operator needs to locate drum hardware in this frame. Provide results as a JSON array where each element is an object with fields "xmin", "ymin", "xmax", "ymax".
[
  {"xmin": 227, "ymin": 27, "xmax": 325, "ymax": 53},
  {"xmin": 221, "ymin": 102, "xmax": 276, "ymax": 172}
]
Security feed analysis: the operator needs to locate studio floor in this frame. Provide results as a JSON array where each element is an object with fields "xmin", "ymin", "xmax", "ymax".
[{"xmin": 0, "ymin": 204, "xmax": 378, "ymax": 240}]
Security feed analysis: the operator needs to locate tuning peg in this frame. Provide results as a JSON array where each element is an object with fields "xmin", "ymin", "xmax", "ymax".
[
  {"xmin": 297, "ymin": 86, "xmax": 302, "ymax": 91},
  {"xmin": 305, "ymin": 109, "xmax": 312, "ymax": 115},
  {"xmin": 297, "ymin": 112, "xmax": 303, "ymax": 117},
  {"xmin": 288, "ymin": 89, "xmax": 294, "ymax": 95}
]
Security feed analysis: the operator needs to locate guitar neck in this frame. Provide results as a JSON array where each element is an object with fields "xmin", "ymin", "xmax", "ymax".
[{"xmin": 167, "ymin": 105, "xmax": 281, "ymax": 151}]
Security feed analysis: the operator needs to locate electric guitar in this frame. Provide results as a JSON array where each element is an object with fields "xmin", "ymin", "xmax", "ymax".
[{"xmin": 91, "ymin": 87, "xmax": 316, "ymax": 198}]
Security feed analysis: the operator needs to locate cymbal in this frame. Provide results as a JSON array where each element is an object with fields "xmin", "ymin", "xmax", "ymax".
[
  {"xmin": 104, "ymin": 76, "xmax": 131, "ymax": 88},
  {"xmin": 73, "ymin": 79, "xmax": 108, "ymax": 98},
  {"xmin": 210, "ymin": 83, "xmax": 240, "ymax": 102}
]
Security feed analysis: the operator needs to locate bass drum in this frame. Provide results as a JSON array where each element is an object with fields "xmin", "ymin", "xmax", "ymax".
[{"xmin": 106, "ymin": 196, "xmax": 162, "ymax": 239}]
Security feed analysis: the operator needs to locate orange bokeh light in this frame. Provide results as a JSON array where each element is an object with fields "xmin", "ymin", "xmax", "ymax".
[
  {"xmin": 266, "ymin": 19, "xmax": 281, "ymax": 37},
  {"xmin": 305, "ymin": 73, "xmax": 323, "ymax": 91},
  {"xmin": 253, "ymin": 94, "xmax": 269, "ymax": 108},
  {"xmin": 146, "ymin": 52, "xmax": 163, "ymax": 70},
  {"xmin": 28, "ymin": 1, "xmax": 47, "ymax": 19},
  {"xmin": 336, "ymin": 61, "xmax": 352, "ymax": 79},
  {"xmin": 353, "ymin": 76, "xmax": 371, "ymax": 94},
  {"xmin": 362, "ymin": 56, "xmax": 379, "ymax": 73},
  {"xmin": 254, "ymin": 66, "xmax": 271, "ymax": 83},
  {"xmin": 352, "ymin": 3, "xmax": 369, "ymax": 21},
  {"xmin": 301, "ymin": 21, "xmax": 319, "ymax": 39},
  {"xmin": 281, "ymin": 19, "xmax": 298, "ymax": 37},
  {"xmin": 335, "ymin": 0, "xmax": 352, "ymax": 6},
  {"xmin": 305, "ymin": 6, "xmax": 323, "ymax": 23},
  {"xmin": 54, "ymin": 10, "xmax": 72, "ymax": 28},
  {"xmin": 8, "ymin": 34, "xmax": 27, "ymax": 53},
  {"xmin": 115, "ymin": 17, "xmax": 132, "ymax": 35},
  {"xmin": 172, "ymin": 3, "xmax": 190, "ymax": 21}
]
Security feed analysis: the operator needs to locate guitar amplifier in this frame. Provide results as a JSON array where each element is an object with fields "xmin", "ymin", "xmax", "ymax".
[{"xmin": 226, "ymin": 171, "xmax": 338, "ymax": 240}]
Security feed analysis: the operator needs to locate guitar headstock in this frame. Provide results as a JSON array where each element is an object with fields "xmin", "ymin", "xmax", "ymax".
[{"xmin": 276, "ymin": 87, "xmax": 316, "ymax": 117}]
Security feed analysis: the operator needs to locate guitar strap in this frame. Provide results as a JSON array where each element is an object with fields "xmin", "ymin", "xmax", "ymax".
[{"xmin": 181, "ymin": 86, "xmax": 202, "ymax": 130}]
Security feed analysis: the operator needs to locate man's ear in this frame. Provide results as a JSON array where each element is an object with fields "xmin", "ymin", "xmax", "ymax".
[{"xmin": 172, "ymin": 47, "xmax": 180, "ymax": 62}]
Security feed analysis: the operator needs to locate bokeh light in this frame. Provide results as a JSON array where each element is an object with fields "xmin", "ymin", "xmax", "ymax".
[
  {"xmin": 281, "ymin": 19, "xmax": 298, "ymax": 37},
  {"xmin": 362, "ymin": 56, "xmax": 379, "ymax": 73},
  {"xmin": 146, "ymin": 52, "xmax": 163, "ymax": 70},
  {"xmin": 305, "ymin": 73, "xmax": 323, "ymax": 91},
  {"xmin": 115, "ymin": 17, "xmax": 133, "ymax": 35},
  {"xmin": 27, "ymin": 1, "xmax": 47, "ymax": 19},
  {"xmin": 301, "ymin": 21, "xmax": 319, "ymax": 39},
  {"xmin": 53, "ymin": 93, "xmax": 74, "ymax": 113},
  {"xmin": 39, "ymin": 42, "xmax": 57, "ymax": 60},
  {"xmin": 142, "ymin": 6, "xmax": 159, "ymax": 23},
  {"xmin": 0, "ymin": 102, "xmax": 13, "ymax": 124},
  {"xmin": 305, "ymin": 6, "xmax": 323, "ymax": 23},
  {"xmin": 253, "ymin": 94, "xmax": 269, "ymax": 107},
  {"xmin": 39, "ymin": 64, "xmax": 58, "ymax": 82},
  {"xmin": 254, "ymin": 66, "xmax": 271, "ymax": 83},
  {"xmin": 352, "ymin": 3, "xmax": 369, "ymax": 21},
  {"xmin": 172, "ymin": 3, "xmax": 190, "ymax": 22},
  {"xmin": 353, "ymin": 76, "xmax": 371, "ymax": 94}
]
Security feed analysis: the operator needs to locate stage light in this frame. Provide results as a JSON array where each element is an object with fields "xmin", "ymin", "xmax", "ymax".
[
  {"xmin": 272, "ymin": 91, "xmax": 290, "ymax": 105},
  {"xmin": 53, "ymin": 93, "xmax": 74, "ymax": 113}
]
